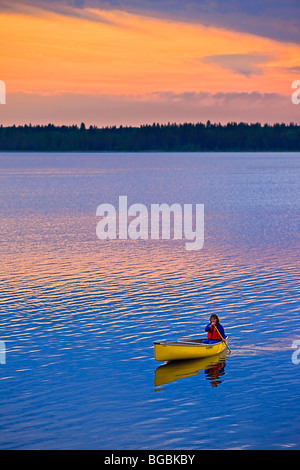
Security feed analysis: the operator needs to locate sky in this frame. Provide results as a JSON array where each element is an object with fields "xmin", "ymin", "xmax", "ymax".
[{"xmin": 0, "ymin": 0, "xmax": 299, "ymax": 126}]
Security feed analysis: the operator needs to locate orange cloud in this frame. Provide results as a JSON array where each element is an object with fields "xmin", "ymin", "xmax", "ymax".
[{"xmin": 1, "ymin": 7, "xmax": 299, "ymax": 97}]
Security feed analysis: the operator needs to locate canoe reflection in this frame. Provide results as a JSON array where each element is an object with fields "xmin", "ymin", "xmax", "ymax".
[{"xmin": 154, "ymin": 352, "xmax": 227, "ymax": 389}]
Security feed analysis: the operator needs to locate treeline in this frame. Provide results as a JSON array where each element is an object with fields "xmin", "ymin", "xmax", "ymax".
[{"xmin": 0, "ymin": 121, "xmax": 299, "ymax": 151}]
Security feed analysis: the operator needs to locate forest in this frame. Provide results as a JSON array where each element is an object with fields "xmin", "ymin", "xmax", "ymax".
[{"xmin": 0, "ymin": 121, "xmax": 299, "ymax": 152}]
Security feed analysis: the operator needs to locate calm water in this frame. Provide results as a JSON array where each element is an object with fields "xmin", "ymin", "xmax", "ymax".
[{"xmin": 0, "ymin": 152, "xmax": 299, "ymax": 450}]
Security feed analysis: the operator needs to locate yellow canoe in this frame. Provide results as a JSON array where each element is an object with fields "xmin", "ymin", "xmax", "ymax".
[{"xmin": 154, "ymin": 337, "xmax": 229, "ymax": 362}]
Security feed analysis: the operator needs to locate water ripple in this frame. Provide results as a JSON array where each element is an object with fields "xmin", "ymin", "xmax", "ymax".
[{"xmin": 0, "ymin": 152, "xmax": 299, "ymax": 450}]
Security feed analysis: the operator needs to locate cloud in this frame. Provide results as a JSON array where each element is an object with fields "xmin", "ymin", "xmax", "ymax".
[
  {"xmin": 201, "ymin": 53, "xmax": 274, "ymax": 77},
  {"xmin": 2, "ymin": 90, "xmax": 299, "ymax": 127},
  {"xmin": 0, "ymin": 0, "xmax": 119, "ymax": 25},
  {"xmin": 285, "ymin": 66, "xmax": 300, "ymax": 73},
  {"xmin": 0, "ymin": 0, "xmax": 299, "ymax": 43}
]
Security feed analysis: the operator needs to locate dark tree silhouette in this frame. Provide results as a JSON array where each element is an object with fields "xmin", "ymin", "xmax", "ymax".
[{"xmin": 0, "ymin": 122, "xmax": 299, "ymax": 151}]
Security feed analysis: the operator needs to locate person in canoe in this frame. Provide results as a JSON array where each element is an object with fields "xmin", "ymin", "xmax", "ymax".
[{"xmin": 203, "ymin": 314, "xmax": 226, "ymax": 344}]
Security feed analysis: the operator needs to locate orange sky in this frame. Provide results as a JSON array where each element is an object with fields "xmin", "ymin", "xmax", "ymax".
[
  {"xmin": 0, "ymin": 6, "xmax": 299, "ymax": 125},
  {"xmin": 1, "ymin": 8, "xmax": 299, "ymax": 96}
]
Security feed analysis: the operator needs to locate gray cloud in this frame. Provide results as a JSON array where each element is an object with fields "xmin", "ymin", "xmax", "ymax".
[
  {"xmin": 285, "ymin": 66, "xmax": 300, "ymax": 73},
  {"xmin": 202, "ymin": 54, "xmax": 274, "ymax": 77},
  {"xmin": 0, "ymin": 0, "xmax": 120, "ymax": 25},
  {"xmin": 0, "ymin": 1, "xmax": 299, "ymax": 43},
  {"xmin": 2, "ymin": 90, "xmax": 299, "ymax": 127}
]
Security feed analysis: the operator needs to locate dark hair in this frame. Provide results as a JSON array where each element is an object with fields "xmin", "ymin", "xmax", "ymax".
[{"xmin": 210, "ymin": 314, "xmax": 220, "ymax": 325}]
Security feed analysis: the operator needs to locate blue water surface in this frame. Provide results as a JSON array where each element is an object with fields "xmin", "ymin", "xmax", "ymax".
[{"xmin": 0, "ymin": 152, "xmax": 299, "ymax": 449}]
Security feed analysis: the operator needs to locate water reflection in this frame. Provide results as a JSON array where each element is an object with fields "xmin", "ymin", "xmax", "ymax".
[
  {"xmin": 1, "ymin": 153, "xmax": 299, "ymax": 450},
  {"xmin": 154, "ymin": 351, "xmax": 228, "ymax": 390}
]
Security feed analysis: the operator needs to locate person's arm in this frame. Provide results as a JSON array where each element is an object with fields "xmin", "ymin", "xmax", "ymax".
[
  {"xmin": 205, "ymin": 323, "xmax": 211, "ymax": 332},
  {"xmin": 217, "ymin": 324, "xmax": 226, "ymax": 339}
]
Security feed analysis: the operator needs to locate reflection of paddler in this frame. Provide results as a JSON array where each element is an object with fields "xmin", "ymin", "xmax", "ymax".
[
  {"xmin": 204, "ymin": 361, "xmax": 226, "ymax": 387},
  {"xmin": 154, "ymin": 352, "xmax": 227, "ymax": 387}
]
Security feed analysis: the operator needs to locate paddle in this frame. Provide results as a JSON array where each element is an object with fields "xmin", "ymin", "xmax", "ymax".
[{"xmin": 214, "ymin": 324, "xmax": 231, "ymax": 353}]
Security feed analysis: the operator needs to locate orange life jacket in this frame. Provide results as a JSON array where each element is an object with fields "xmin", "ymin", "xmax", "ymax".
[{"xmin": 207, "ymin": 325, "xmax": 222, "ymax": 341}]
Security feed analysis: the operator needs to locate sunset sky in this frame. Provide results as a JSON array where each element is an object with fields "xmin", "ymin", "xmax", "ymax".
[{"xmin": 0, "ymin": 0, "xmax": 299, "ymax": 126}]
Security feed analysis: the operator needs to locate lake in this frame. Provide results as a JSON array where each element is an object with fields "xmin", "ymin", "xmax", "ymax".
[{"xmin": 0, "ymin": 152, "xmax": 299, "ymax": 450}]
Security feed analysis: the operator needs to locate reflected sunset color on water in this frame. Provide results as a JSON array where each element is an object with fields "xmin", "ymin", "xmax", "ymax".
[{"xmin": 0, "ymin": 152, "xmax": 299, "ymax": 449}]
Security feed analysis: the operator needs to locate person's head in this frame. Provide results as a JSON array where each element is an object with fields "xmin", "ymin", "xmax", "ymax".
[{"xmin": 210, "ymin": 314, "xmax": 220, "ymax": 325}]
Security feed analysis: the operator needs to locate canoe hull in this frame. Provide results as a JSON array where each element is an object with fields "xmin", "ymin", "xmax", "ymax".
[{"xmin": 154, "ymin": 338, "xmax": 228, "ymax": 362}]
